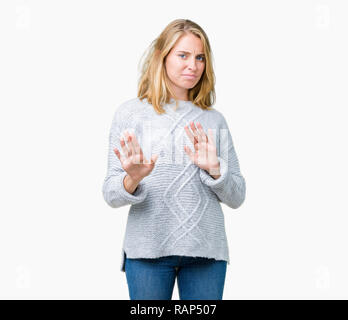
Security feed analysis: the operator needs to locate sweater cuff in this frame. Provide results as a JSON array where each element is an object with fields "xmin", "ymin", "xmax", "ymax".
[
  {"xmin": 199, "ymin": 156, "xmax": 228, "ymax": 188},
  {"xmin": 119, "ymin": 171, "xmax": 148, "ymax": 203}
]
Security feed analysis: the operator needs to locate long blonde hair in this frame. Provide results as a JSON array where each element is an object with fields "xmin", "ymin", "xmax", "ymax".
[{"xmin": 137, "ymin": 19, "xmax": 216, "ymax": 115}]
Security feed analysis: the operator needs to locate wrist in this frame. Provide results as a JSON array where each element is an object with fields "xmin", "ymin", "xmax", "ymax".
[
  {"xmin": 208, "ymin": 163, "xmax": 221, "ymax": 179},
  {"xmin": 128, "ymin": 174, "xmax": 143, "ymax": 184},
  {"xmin": 210, "ymin": 172, "xmax": 221, "ymax": 180},
  {"xmin": 123, "ymin": 174, "xmax": 143, "ymax": 194}
]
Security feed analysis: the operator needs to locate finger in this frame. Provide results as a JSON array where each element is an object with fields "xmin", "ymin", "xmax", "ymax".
[
  {"xmin": 190, "ymin": 121, "xmax": 201, "ymax": 143},
  {"xmin": 123, "ymin": 131, "xmax": 135, "ymax": 157},
  {"xmin": 207, "ymin": 128, "xmax": 216, "ymax": 147},
  {"xmin": 119, "ymin": 136, "xmax": 130, "ymax": 157},
  {"xmin": 126, "ymin": 131, "xmax": 142, "ymax": 164},
  {"xmin": 194, "ymin": 124, "xmax": 207, "ymax": 165},
  {"xmin": 150, "ymin": 154, "xmax": 158, "ymax": 164},
  {"xmin": 196, "ymin": 122, "xmax": 208, "ymax": 143},
  {"xmin": 197, "ymin": 140, "xmax": 206, "ymax": 165},
  {"xmin": 184, "ymin": 145, "xmax": 195, "ymax": 163},
  {"xmin": 130, "ymin": 133, "xmax": 146, "ymax": 164},
  {"xmin": 184, "ymin": 124, "xmax": 196, "ymax": 145},
  {"xmin": 114, "ymin": 147, "xmax": 122, "ymax": 161},
  {"xmin": 129, "ymin": 132, "xmax": 144, "ymax": 158}
]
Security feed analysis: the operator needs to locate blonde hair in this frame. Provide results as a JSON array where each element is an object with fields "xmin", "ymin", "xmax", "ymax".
[{"xmin": 137, "ymin": 19, "xmax": 216, "ymax": 115}]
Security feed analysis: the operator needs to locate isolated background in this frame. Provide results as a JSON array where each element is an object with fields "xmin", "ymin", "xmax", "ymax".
[{"xmin": 0, "ymin": 0, "xmax": 347, "ymax": 299}]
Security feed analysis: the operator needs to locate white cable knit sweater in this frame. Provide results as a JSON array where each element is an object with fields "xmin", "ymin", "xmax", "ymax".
[{"xmin": 102, "ymin": 97, "xmax": 246, "ymax": 272}]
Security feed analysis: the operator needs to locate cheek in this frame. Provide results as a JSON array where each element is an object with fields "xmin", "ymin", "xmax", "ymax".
[
  {"xmin": 168, "ymin": 59, "xmax": 183, "ymax": 74},
  {"xmin": 174, "ymin": 64, "xmax": 186, "ymax": 76}
]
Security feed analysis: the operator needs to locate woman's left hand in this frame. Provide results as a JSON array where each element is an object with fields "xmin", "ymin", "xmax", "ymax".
[{"xmin": 184, "ymin": 121, "xmax": 221, "ymax": 179}]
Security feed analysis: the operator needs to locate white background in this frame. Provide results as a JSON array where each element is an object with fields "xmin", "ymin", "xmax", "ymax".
[{"xmin": 0, "ymin": 0, "xmax": 347, "ymax": 299}]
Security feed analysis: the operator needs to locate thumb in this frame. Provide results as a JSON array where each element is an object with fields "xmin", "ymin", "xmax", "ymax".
[{"xmin": 151, "ymin": 154, "xmax": 159, "ymax": 164}]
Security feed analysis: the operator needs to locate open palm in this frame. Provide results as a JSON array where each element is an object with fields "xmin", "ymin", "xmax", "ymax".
[
  {"xmin": 184, "ymin": 121, "xmax": 221, "ymax": 176},
  {"xmin": 114, "ymin": 131, "xmax": 158, "ymax": 181}
]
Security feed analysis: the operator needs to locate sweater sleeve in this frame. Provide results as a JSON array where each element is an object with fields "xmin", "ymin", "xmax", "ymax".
[
  {"xmin": 199, "ymin": 115, "xmax": 246, "ymax": 209},
  {"xmin": 102, "ymin": 105, "xmax": 148, "ymax": 209}
]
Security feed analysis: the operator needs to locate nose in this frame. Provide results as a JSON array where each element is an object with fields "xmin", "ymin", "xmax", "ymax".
[{"xmin": 187, "ymin": 57, "xmax": 198, "ymax": 71}]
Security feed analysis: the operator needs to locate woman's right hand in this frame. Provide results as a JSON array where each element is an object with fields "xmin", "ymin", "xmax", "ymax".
[{"xmin": 114, "ymin": 130, "xmax": 158, "ymax": 182}]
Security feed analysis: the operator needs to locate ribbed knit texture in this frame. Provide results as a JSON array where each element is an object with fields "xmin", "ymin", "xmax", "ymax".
[{"xmin": 102, "ymin": 97, "xmax": 246, "ymax": 272}]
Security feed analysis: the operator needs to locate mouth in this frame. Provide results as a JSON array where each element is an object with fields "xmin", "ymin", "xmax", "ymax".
[{"xmin": 182, "ymin": 74, "xmax": 196, "ymax": 79}]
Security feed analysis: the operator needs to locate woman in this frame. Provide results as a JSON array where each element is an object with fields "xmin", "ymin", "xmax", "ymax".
[{"xmin": 102, "ymin": 19, "xmax": 246, "ymax": 300}]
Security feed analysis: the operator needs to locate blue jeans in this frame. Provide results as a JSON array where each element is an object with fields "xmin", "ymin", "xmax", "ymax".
[{"xmin": 125, "ymin": 255, "xmax": 227, "ymax": 300}]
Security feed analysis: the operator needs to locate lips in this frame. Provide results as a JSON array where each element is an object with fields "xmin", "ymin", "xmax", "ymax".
[{"xmin": 182, "ymin": 74, "xmax": 196, "ymax": 79}]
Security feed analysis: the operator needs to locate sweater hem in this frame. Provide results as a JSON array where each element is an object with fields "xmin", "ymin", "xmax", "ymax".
[{"xmin": 120, "ymin": 246, "xmax": 230, "ymax": 273}]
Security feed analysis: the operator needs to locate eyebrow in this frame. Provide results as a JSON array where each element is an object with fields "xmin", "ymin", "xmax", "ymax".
[{"xmin": 176, "ymin": 50, "xmax": 205, "ymax": 56}]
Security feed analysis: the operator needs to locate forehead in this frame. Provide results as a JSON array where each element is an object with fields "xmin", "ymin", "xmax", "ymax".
[
  {"xmin": 176, "ymin": 50, "xmax": 205, "ymax": 56},
  {"xmin": 173, "ymin": 33, "xmax": 204, "ymax": 52}
]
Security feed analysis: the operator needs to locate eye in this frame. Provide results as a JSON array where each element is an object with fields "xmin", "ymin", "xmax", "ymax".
[{"xmin": 178, "ymin": 54, "xmax": 205, "ymax": 61}]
